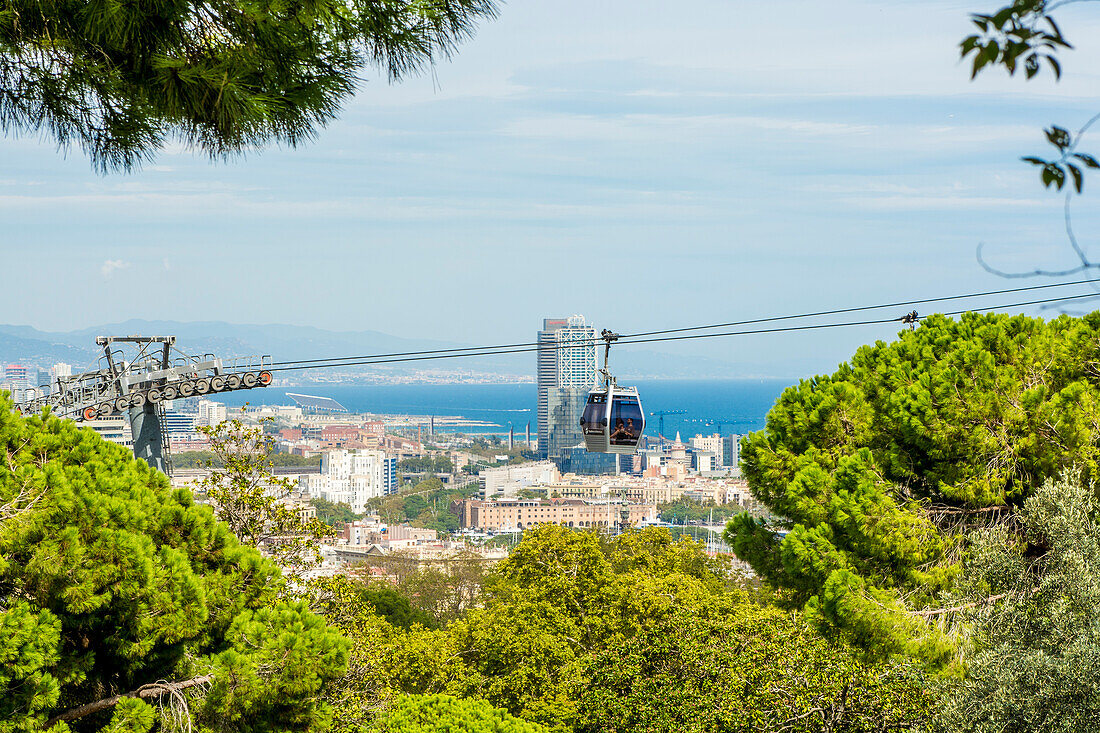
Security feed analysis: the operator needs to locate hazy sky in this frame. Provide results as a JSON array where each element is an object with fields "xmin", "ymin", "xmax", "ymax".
[{"xmin": 2, "ymin": 0, "xmax": 1098, "ymax": 377}]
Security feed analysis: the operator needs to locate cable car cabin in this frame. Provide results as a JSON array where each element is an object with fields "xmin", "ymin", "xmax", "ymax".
[{"xmin": 580, "ymin": 386, "xmax": 645, "ymax": 454}]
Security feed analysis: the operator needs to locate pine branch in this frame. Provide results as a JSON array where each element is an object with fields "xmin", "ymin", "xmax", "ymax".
[{"xmin": 44, "ymin": 674, "xmax": 214, "ymax": 728}]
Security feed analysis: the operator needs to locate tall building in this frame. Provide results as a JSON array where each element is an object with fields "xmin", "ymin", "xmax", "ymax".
[
  {"xmin": 301, "ymin": 448, "xmax": 397, "ymax": 512},
  {"xmin": 556, "ymin": 446, "xmax": 619, "ymax": 475},
  {"xmin": 161, "ymin": 408, "xmax": 197, "ymax": 436},
  {"xmin": 691, "ymin": 434, "xmax": 725, "ymax": 468},
  {"xmin": 196, "ymin": 399, "xmax": 228, "ymax": 427},
  {"xmin": 537, "ymin": 315, "xmax": 597, "ymax": 466},
  {"xmin": 3, "ymin": 364, "xmax": 29, "ymax": 397},
  {"xmin": 723, "ymin": 435, "xmax": 742, "ymax": 476},
  {"xmin": 47, "ymin": 363, "xmax": 73, "ymax": 394},
  {"xmin": 545, "ymin": 385, "xmax": 588, "ymax": 465},
  {"xmin": 83, "ymin": 416, "xmax": 134, "ymax": 450}
]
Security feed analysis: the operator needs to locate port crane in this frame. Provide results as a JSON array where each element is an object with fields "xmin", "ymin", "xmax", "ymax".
[
  {"xmin": 649, "ymin": 410, "xmax": 687, "ymax": 437},
  {"xmin": 15, "ymin": 336, "xmax": 272, "ymax": 475}
]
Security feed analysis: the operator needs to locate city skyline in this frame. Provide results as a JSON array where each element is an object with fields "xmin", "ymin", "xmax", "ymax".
[{"xmin": 2, "ymin": 1, "xmax": 1099, "ymax": 380}]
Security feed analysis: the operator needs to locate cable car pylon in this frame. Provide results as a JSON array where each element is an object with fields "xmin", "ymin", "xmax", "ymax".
[
  {"xmin": 580, "ymin": 329, "xmax": 646, "ymax": 454},
  {"xmin": 14, "ymin": 336, "xmax": 273, "ymax": 475}
]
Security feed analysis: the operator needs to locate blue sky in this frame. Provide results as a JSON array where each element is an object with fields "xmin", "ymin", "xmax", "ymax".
[{"xmin": 1, "ymin": 0, "xmax": 1098, "ymax": 377}]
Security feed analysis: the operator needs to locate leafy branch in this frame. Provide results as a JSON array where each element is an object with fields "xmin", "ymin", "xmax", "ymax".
[
  {"xmin": 195, "ymin": 411, "xmax": 334, "ymax": 577},
  {"xmin": 961, "ymin": 0, "xmax": 1072, "ymax": 80},
  {"xmin": 1022, "ymin": 114, "xmax": 1100, "ymax": 193}
]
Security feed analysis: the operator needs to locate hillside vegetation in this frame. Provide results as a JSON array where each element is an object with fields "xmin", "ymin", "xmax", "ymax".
[
  {"xmin": 6, "ymin": 312, "xmax": 1100, "ymax": 731},
  {"xmin": 728, "ymin": 312, "xmax": 1100, "ymax": 667}
]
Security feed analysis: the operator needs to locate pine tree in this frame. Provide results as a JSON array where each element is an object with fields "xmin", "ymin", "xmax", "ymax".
[
  {"xmin": 726, "ymin": 312, "xmax": 1100, "ymax": 667},
  {"xmin": 0, "ymin": 0, "xmax": 498, "ymax": 172},
  {"xmin": 0, "ymin": 393, "xmax": 348, "ymax": 732}
]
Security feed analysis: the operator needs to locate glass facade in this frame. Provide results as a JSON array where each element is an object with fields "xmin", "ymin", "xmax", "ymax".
[
  {"xmin": 546, "ymin": 386, "xmax": 588, "ymax": 467},
  {"xmin": 383, "ymin": 456, "xmax": 398, "ymax": 495},
  {"xmin": 557, "ymin": 446, "xmax": 619, "ymax": 475},
  {"xmin": 537, "ymin": 316, "xmax": 597, "ymax": 461}
]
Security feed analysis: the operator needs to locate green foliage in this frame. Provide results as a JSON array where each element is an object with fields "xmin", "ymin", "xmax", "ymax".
[
  {"xmin": 103, "ymin": 698, "xmax": 156, "ymax": 733},
  {"xmin": 658, "ymin": 497, "xmax": 743, "ymax": 524},
  {"xmin": 0, "ymin": 0, "xmax": 499, "ymax": 172},
  {"xmin": 0, "ymin": 602, "xmax": 61, "ymax": 731},
  {"xmin": 307, "ymin": 575, "xmax": 394, "ymax": 733},
  {"xmin": 313, "ymin": 497, "xmax": 362, "ymax": 527},
  {"xmin": 1020, "ymin": 124, "xmax": 1100, "ymax": 193},
  {"xmin": 370, "ymin": 524, "xmax": 931, "ymax": 732},
  {"xmin": 728, "ymin": 312, "xmax": 1100, "ymax": 665},
  {"xmin": 172, "ymin": 451, "xmax": 322, "ymax": 470},
  {"xmin": 460, "ymin": 441, "xmax": 534, "ymax": 465},
  {"xmin": 934, "ymin": 473, "xmax": 1100, "ymax": 732},
  {"xmin": 359, "ymin": 582, "xmax": 440, "ymax": 630},
  {"xmin": 366, "ymin": 476, "xmax": 474, "ymax": 533},
  {"xmin": 0, "ymin": 393, "xmax": 348, "ymax": 732},
  {"xmin": 196, "ymin": 416, "xmax": 334, "ymax": 575},
  {"xmin": 364, "ymin": 548, "xmax": 489, "ymax": 625},
  {"xmin": 961, "ymin": 0, "xmax": 1070, "ymax": 80},
  {"xmin": 399, "ymin": 456, "xmax": 455, "ymax": 474},
  {"xmin": 959, "ymin": 1, "xmax": 1097, "ymax": 195},
  {"xmin": 373, "ymin": 694, "xmax": 549, "ymax": 732},
  {"xmin": 580, "ymin": 600, "xmax": 930, "ymax": 733}
]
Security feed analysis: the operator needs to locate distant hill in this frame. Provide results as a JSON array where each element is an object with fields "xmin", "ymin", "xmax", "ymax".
[
  {"xmin": 0, "ymin": 320, "xmax": 757, "ymax": 380},
  {"xmin": 0, "ymin": 330, "xmax": 94, "ymax": 368}
]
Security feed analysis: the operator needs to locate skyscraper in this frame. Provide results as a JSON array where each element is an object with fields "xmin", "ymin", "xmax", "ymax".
[{"xmin": 537, "ymin": 315, "xmax": 597, "ymax": 465}]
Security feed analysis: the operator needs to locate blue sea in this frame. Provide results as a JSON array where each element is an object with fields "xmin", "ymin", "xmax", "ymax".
[{"xmin": 212, "ymin": 378, "xmax": 792, "ymax": 438}]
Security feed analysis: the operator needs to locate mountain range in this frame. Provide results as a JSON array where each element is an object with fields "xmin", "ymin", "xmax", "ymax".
[{"xmin": 0, "ymin": 320, "xmax": 761, "ymax": 381}]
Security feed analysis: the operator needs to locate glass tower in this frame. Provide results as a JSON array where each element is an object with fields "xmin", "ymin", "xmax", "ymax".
[{"xmin": 537, "ymin": 315, "xmax": 597, "ymax": 466}]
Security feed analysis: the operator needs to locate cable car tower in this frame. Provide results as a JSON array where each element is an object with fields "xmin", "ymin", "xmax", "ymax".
[
  {"xmin": 15, "ymin": 336, "xmax": 273, "ymax": 475},
  {"xmin": 580, "ymin": 330, "xmax": 646, "ymax": 454}
]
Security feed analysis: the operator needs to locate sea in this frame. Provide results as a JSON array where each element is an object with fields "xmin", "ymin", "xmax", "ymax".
[{"xmin": 211, "ymin": 378, "xmax": 794, "ymax": 438}]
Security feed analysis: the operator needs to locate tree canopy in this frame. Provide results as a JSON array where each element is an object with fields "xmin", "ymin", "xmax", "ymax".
[
  {"xmin": 372, "ymin": 694, "xmax": 549, "ymax": 733},
  {"xmin": 369, "ymin": 524, "xmax": 931, "ymax": 732},
  {"xmin": 0, "ymin": 0, "xmax": 498, "ymax": 172},
  {"xmin": 0, "ymin": 393, "xmax": 348, "ymax": 732},
  {"xmin": 727, "ymin": 312, "xmax": 1100, "ymax": 666},
  {"xmin": 934, "ymin": 473, "xmax": 1100, "ymax": 732}
]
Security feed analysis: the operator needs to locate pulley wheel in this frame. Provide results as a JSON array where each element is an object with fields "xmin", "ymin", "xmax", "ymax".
[
  {"xmin": 115, "ymin": 396, "xmax": 129, "ymax": 411},
  {"xmin": 195, "ymin": 379, "xmax": 211, "ymax": 394},
  {"xmin": 148, "ymin": 388, "xmax": 163, "ymax": 403},
  {"xmin": 163, "ymin": 385, "xmax": 178, "ymax": 401},
  {"xmin": 130, "ymin": 392, "xmax": 146, "ymax": 408},
  {"xmin": 83, "ymin": 406, "xmax": 98, "ymax": 421},
  {"xmin": 242, "ymin": 372, "xmax": 258, "ymax": 388},
  {"xmin": 258, "ymin": 371, "xmax": 273, "ymax": 386},
  {"xmin": 210, "ymin": 376, "xmax": 226, "ymax": 392},
  {"xmin": 97, "ymin": 402, "xmax": 112, "ymax": 417},
  {"xmin": 226, "ymin": 374, "xmax": 242, "ymax": 390},
  {"xmin": 179, "ymin": 382, "xmax": 195, "ymax": 397}
]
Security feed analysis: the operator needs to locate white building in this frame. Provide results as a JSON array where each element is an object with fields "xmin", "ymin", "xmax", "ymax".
[
  {"xmin": 693, "ymin": 451, "xmax": 718, "ymax": 473},
  {"xmin": 480, "ymin": 460, "xmax": 561, "ymax": 498},
  {"xmin": 300, "ymin": 448, "xmax": 397, "ymax": 513},
  {"xmin": 196, "ymin": 399, "xmax": 228, "ymax": 427},
  {"xmin": 49, "ymin": 363, "xmax": 73, "ymax": 388},
  {"xmin": 84, "ymin": 416, "xmax": 134, "ymax": 449},
  {"xmin": 691, "ymin": 434, "xmax": 725, "ymax": 468}
]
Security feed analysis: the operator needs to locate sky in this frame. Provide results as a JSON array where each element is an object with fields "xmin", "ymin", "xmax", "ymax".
[{"xmin": 1, "ymin": 0, "xmax": 1099, "ymax": 378}]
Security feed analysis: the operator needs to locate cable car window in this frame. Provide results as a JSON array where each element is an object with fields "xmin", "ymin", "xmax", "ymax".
[
  {"xmin": 581, "ymin": 393, "xmax": 607, "ymax": 435},
  {"xmin": 610, "ymin": 396, "xmax": 643, "ymax": 446}
]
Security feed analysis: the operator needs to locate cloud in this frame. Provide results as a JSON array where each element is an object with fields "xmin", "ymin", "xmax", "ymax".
[{"xmin": 101, "ymin": 259, "xmax": 131, "ymax": 277}]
